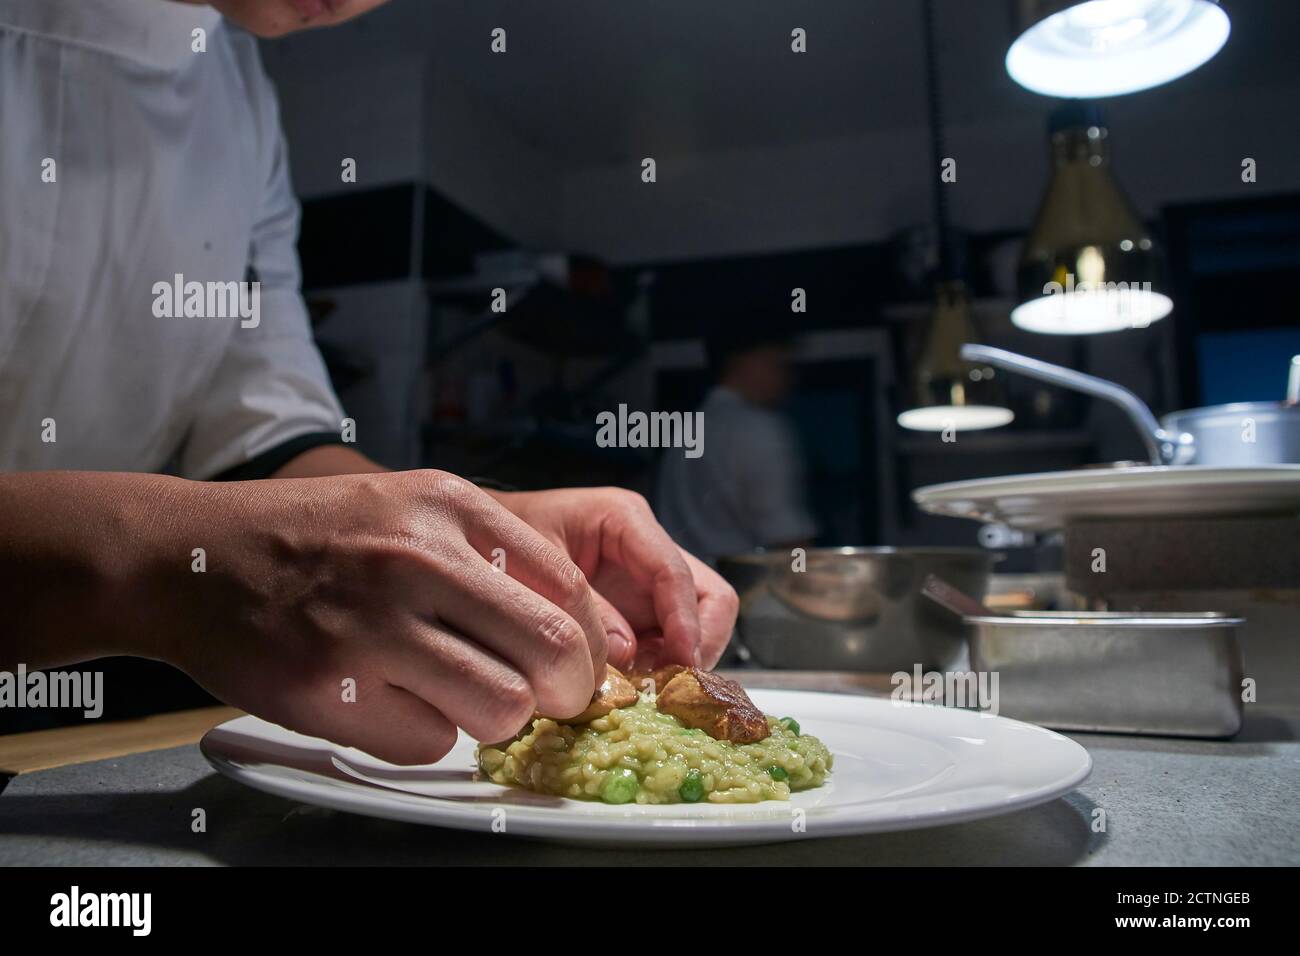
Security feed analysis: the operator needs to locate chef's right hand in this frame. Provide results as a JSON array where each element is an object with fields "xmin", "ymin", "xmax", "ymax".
[{"xmin": 150, "ymin": 470, "xmax": 609, "ymax": 764}]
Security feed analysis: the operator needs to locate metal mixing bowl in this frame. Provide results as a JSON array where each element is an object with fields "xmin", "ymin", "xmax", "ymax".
[{"xmin": 716, "ymin": 547, "xmax": 996, "ymax": 672}]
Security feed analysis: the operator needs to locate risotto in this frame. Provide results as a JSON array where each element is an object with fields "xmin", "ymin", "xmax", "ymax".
[{"xmin": 477, "ymin": 694, "xmax": 833, "ymax": 805}]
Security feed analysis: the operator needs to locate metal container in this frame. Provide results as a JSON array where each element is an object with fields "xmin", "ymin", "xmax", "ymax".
[
  {"xmin": 1162, "ymin": 401, "xmax": 1300, "ymax": 467},
  {"xmin": 962, "ymin": 345, "xmax": 1300, "ymax": 467},
  {"xmin": 1094, "ymin": 590, "xmax": 1300, "ymax": 709},
  {"xmin": 967, "ymin": 610, "xmax": 1245, "ymax": 737},
  {"xmin": 716, "ymin": 547, "xmax": 996, "ymax": 672}
]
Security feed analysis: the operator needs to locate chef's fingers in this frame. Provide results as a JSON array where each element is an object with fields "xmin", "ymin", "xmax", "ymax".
[
  {"xmin": 678, "ymin": 547, "xmax": 739, "ymax": 669},
  {"xmin": 429, "ymin": 545, "xmax": 601, "ymax": 719},
  {"xmin": 384, "ymin": 622, "xmax": 536, "ymax": 743},
  {"xmin": 597, "ymin": 499, "xmax": 702, "ymax": 668},
  {"xmin": 632, "ymin": 630, "xmax": 666, "ymax": 675},
  {"xmin": 321, "ymin": 684, "xmax": 458, "ymax": 766},
  {"xmin": 590, "ymin": 590, "xmax": 636, "ymax": 671},
  {"xmin": 453, "ymin": 488, "xmax": 608, "ymax": 687}
]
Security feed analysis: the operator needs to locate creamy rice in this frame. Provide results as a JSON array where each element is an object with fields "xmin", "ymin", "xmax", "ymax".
[{"xmin": 477, "ymin": 695, "xmax": 832, "ymax": 804}]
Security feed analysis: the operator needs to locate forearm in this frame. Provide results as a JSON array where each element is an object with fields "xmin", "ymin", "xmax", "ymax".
[
  {"xmin": 271, "ymin": 444, "xmax": 387, "ymax": 478},
  {"xmin": 0, "ymin": 446, "xmax": 385, "ymax": 670},
  {"xmin": 0, "ymin": 471, "xmax": 201, "ymax": 669}
]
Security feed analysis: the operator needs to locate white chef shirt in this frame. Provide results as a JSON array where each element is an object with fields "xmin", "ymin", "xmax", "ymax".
[
  {"xmin": 0, "ymin": 0, "xmax": 344, "ymax": 478},
  {"xmin": 655, "ymin": 386, "xmax": 818, "ymax": 563}
]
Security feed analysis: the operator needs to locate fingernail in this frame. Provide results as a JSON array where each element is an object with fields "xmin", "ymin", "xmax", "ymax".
[{"xmin": 693, "ymin": 648, "xmax": 703, "ymax": 668}]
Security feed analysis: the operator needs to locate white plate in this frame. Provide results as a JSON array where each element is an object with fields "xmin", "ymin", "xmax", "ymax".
[
  {"xmin": 200, "ymin": 689, "xmax": 1091, "ymax": 847},
  {"xmin": 913, "ymin": 464, "xmax": 1300, "ymax": 531}
]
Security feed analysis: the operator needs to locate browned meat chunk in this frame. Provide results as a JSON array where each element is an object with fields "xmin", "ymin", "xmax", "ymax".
[
  {"xmin": 655, "ymin": 668, "xmax": 771, "ymax": 743},
  {"xmin": 630, "ymin": 664, "xmax": 687, "ymax": 694},
  {"xmin": 561, "ymin": 664, "xmax": 639, "ymax": 724}
]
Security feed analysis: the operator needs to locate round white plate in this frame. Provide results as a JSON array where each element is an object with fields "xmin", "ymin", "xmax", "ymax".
[
  {"xmin": 200, "ymin": 689, "xmax": 1091, "ymax": 847},
  {"xmin": 913, "ymin": 464, "xmax": 1300, "ymax": 531}
]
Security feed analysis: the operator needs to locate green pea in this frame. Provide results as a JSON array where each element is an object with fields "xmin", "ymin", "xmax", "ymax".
[
  {"xmin": 678, "ymin": 769, "xmax": 706, "ymax": 803},
  {"xmin": 600, "ymin": 768, "xmax": 639, "ymax": 805},
  {"xmin": 779, "ymin": 717, "xmax": 801, "ymax": 736},
  {"xmin": 767, "ymin": 765, "xmax": 790, "ymax": 782}
]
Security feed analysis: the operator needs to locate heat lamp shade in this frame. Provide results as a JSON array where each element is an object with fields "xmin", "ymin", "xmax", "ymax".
[
  {"xmin": 898, "ymin": 281, "xmax": 1015, "ymax": 432},
  {"xmin": 1007, "ymin": 0, "xmax": 1230, "ymax": 98},
  {"xmin": 1015, "ymin": 105, "xmax": 1171, "ymax": 335}
]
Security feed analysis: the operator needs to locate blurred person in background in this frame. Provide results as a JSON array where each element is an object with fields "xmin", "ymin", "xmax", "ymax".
[{"xmin": 656, "ymin": 317, "xmax": 818, "ymax": 564}]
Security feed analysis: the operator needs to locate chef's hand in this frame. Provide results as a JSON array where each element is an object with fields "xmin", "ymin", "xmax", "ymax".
[
  {"xmin": 143, "ymin": 470, "xmax": 608, "ymax": 764},
  {"xmin": 484, "ymin": 487, "xmax": 739, "ymax": 672}
]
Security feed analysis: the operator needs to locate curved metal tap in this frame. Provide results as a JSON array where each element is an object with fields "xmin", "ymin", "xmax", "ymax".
[{"xmin": 960, "ymin": 344, "xmax": 1195, "ymax": 465}]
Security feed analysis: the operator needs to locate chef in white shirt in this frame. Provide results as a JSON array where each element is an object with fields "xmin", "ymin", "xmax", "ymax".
[
  {"xmin": 0, "ymin": 0, "xmax": 737, "ymax": 762},
  {"xmin": 656, "ymin": 320, "xmax": 818, "ymax": 564}
]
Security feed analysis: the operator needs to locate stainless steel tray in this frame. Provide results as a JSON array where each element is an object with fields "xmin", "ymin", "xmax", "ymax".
[
  {"xmin": 717, "ymin": 548, "xmax": 996, "ymax": 672},
  {"xmin": 967, "ymin": 611, "xmax": 1245, "ymax": 738}
]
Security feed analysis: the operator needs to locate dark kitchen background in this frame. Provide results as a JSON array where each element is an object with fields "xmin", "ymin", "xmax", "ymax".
[
  {"xmin": 12, "ymin": 0, "xmax": 1300, "ymax": 730},
  {"xmin": 282, "ymin": 1, "xmax": 1300, "ymax": 539}
]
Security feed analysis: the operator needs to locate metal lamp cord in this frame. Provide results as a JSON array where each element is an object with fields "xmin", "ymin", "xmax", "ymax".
[{"xmin": 921, "ymin": 0, "xmax": 955, "ymax": 282}]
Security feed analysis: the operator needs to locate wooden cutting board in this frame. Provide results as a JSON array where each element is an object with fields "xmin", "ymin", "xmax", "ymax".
[{"xmin": 0, "ymin": 705, "xmax": 241, "ymax": 776}]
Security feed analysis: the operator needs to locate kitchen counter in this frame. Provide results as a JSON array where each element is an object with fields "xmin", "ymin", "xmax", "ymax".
[{"xmin": 1, "ymin": 675, "xmax": 1297, "ymax": 866}]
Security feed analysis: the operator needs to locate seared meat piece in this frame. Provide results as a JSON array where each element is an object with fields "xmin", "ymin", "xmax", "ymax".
[
  {"xmin": 562, "ymin": 664, "xmax": 639, "ymax": 724},
  {"xmin": 655, "ymin": 668, "xmax": 771, "ymax": 743},
  {"xmin": 630, "ymin": 664, "xmax": 687, "ymax": 694}
]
